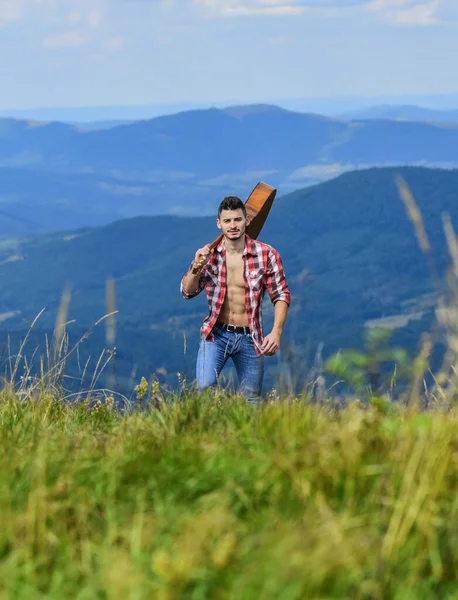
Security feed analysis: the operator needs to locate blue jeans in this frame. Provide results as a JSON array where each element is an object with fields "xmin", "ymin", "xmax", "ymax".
[{"xmin": 196, "ymin": 327, "xmax": 264, "ymax": 402}]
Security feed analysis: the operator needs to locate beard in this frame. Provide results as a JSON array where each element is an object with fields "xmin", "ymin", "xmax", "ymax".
[{"xmin": 224, "ymin": 229, "xmax": 245, "ymax": 241}]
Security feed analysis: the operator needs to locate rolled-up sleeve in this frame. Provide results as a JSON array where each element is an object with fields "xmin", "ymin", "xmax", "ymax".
[
  {"xmin": 180, "ymin": 262, "xmax": 206, "ymax": 299},
  {"xmin": 266, "ymin": 249, "xmax": 291, "ymax": 306}
]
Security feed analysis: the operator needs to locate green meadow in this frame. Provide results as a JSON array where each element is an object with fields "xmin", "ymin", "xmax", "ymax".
[{"xmin": 1, "ymin": 389, "xmax": 458, "ymax": 599}]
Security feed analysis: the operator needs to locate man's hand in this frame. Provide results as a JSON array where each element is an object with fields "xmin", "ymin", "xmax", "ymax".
[
  {"xmin": 261, "ymin": 330, "xmax": 281, "ymax": 356},
  {"xmin": 193, "ymin": 244, "xmax": 211, "ymax": 269}
]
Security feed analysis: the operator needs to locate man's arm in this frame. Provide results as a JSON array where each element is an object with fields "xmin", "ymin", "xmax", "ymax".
[
  {"xmin": 181, "ymin": 269, "xmax": 203, "ymax": 298},
  {"xmin": 180, "ymin": 245, "xmax": 210, "ymax": 299},
  {"xmin": 261, "ymin": 248, "xmax": 291, "ymax": 356},
  {"xmin": 262, "ymin": 300, "xmax": 289, "ymax": 356},
  {"xmin": 272, "ymin": 300, "xmax": 289, "ymax": 333}
]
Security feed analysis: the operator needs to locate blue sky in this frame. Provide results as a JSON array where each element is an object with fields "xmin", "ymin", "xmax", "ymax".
[{"xmin": 0, "ymin": 0, "xmax": 457, "ymax": 110}]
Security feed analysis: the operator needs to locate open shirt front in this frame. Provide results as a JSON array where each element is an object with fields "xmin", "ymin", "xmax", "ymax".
[{"xmin": 180, "ymin": 235, "xmax": 291, "ymax": 355}]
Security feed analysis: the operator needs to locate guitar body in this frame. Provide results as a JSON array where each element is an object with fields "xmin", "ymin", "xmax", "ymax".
[
  {"xmin": 244, "ymin": 181, "xmax": 277, "ymax": 240},
  {"xmin": 192, "ymin": 182, "xmax": 277, "ymax": 274}
]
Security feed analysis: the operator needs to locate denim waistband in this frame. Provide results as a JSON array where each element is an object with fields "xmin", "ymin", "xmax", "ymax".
[{"xmin": 214, "ymin": 321, "xmax": 250, "ymax": 335}]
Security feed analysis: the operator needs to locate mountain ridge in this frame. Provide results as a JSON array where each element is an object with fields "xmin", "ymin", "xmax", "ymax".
[
  {"xmin": 0, "ymin": 165, "xmax": 456, "ymax": 389},
  {"xmin": 340, "ymin": 104, "xmax": 458, "ymax": 123},
  {"xmin": 0, "ymin": 104, "xmax": 458, "ymax": 236},
  {"xmin": 2, "ymin": 104, "xmax": 458, "ymax": 178}
]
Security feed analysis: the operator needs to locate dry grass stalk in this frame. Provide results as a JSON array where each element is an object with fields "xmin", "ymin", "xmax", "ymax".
[{"xmin": 105, "ymin": 279, "xmax": 117, "ymax": 347}]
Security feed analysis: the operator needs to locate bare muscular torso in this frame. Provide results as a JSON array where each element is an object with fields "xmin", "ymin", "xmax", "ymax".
[{"xmin": 218, "ymin": 252, "xmax": 249, "ymax": 326}]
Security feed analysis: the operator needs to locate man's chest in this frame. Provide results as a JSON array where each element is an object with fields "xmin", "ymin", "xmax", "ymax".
[
  {"xmin": 206, "ymin": 252, "xmax": 266, "ymax": 295},
  {"xmin": 225, "ymin": 254, "xmax": 245, "ymax": 289}
]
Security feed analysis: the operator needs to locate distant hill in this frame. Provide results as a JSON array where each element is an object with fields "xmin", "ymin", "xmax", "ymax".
[
  {"xmin": 3, "ymin": 92, "xmax": 458, "ymax": 121},
  {"xmin": 0, "ymin": 108, "xmax": 346, "ymax": 177},
  {"xmin": 1, "ymin": 104, "xmax": 458, "ymax": 237},
  {"xmin": 328, "ymin": 120, "xmax": 458, "ymax": 164},
  {"xmin": 0, "ymin": 101, "xmax": 217, "ymax": 122},
  {"xmin": 73, "ymin": 120, "xmax": 135, "ymax": 131},
  {"xmin": 221, "ymin": 104, "xmax": 291, "ymax": 119},
  {"xmin": 2, "ymin": 106, "xmax": 458, "ymax": 181},
  {"xmin": 0, "ymin": 166, "xmax": 456, "ymax": 390},
  {"xmin": 0, "ymin": 167, "xmax": 235, "ymax": 237},
  {"xmin": 340, "ymin": 105, "xmax": 458, "ymax": 123}
]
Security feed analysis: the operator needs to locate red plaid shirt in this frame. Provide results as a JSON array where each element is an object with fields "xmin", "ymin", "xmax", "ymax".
[{"xmin": 181, "ymin": 235, "xmax": 290, "ymax": 355}]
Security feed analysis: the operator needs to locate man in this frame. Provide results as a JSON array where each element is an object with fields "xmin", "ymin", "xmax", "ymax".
[{"xmin": 180, "ymin": 195, "xmax": 290, "ymax": 402}]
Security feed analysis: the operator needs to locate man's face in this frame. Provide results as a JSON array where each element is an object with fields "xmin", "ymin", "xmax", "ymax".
[{"xmin": 217, "ymin": 209, "xmax": 248, "ymax": 241}]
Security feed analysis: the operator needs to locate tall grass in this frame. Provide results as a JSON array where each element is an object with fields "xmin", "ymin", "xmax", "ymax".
[{"xmin": 0, "ymin": 392, "xmax": 458, "ymax": 599}]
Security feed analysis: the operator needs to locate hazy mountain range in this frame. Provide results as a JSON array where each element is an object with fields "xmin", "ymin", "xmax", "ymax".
[
  {"xmin": 2, "ymin": 92, "xmax": 458, "ymax": 121},
  {"xmin": 1, "ymin": 104, "xmax": 458, "ymax": 240},
  {"xmin": 0, "ymin": 167, "xmax": 232, "ymax": 237},
  {"xmin": 340, "ymin": 105, "xmax": 458, "ymax": 123},
  {"xmin": 2, "ymin": 106, "xmax": 458, "ymax": 180},
  {"xmin": 81, "ymin": 104, "xmax": 458, "ymax": 131},
  {"xmin": 0, "ymin": 166, "xmax": 456, "ymax": 391}
]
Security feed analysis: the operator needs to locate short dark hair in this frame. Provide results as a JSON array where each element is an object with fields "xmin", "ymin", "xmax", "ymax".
[{"xmin": 218, "ymin": 196, "xmax": 247, "ymax": 218}]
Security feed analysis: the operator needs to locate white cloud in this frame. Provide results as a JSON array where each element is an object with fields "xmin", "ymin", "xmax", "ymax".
[
  {"xmin": 0, "ymin": 0, "xmax": 25, "ymax": 26},
  {"xmin": 15, "ymin": 2, "xmax": 107, "ymax": 50},
  {"xmin": 0, "ymin": 0, "xmax": 106, "ymax": 27},
  {"xmin": 392, "ymin": 1, "xmax": 439, "ymax": 25},
  {"xmin": 194, "ymin": 0, "xmax": 321, "ymax": 17},
  {"xmin": 368, "ymin": 0, "xmax": 441, "ymax": 26},
  {"xmin": 191, "ymin": 0, "xmax": 401, "ymax": 18},
  {"xmin": 193, "ymin": 0, "xmax": 449, "ymax": 23}
]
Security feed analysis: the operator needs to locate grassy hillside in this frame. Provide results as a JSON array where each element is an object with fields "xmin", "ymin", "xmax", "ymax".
[{"xmin": 1, "ymin": 390, "xmax": 458, "ymax": 598}]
